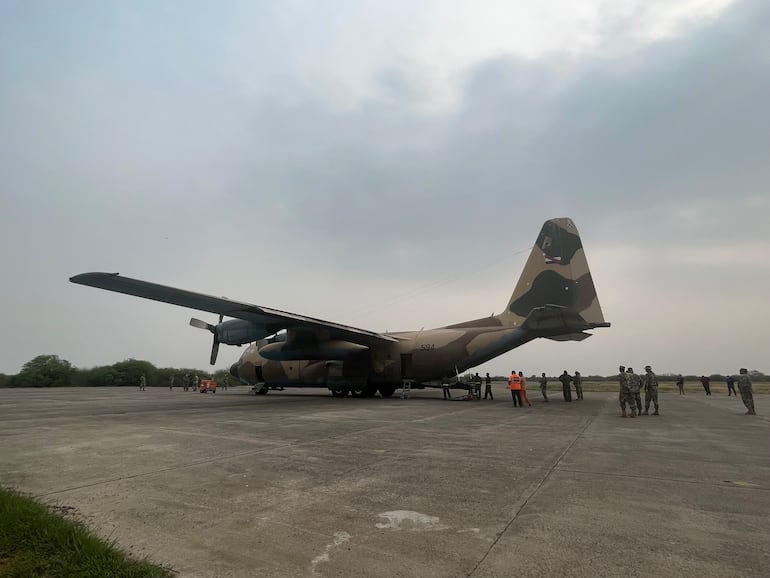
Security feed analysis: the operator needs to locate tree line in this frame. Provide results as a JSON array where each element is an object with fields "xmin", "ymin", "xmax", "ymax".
[
  {"xmin": 0, "ymin": 354, "xmax": 766, "ymax": 388},
  {"xmin": 0, "ymin": 355, "xmax": 231, "ymax": 388}
]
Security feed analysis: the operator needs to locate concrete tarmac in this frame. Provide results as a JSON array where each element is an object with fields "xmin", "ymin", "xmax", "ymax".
[{"xmin": 1, "ymin": 387, "xmax": 768, "ymax": 577}]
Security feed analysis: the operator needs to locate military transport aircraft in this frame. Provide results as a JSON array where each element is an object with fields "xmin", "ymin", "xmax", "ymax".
[{"xmin": 70, "ymin": 218, "xmax": 609, "ymax": 398}]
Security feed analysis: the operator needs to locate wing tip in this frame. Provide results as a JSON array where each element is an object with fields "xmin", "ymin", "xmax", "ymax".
[{"xmin": 70, "ymin": 272, "xmax": 120, "ymax": 284}]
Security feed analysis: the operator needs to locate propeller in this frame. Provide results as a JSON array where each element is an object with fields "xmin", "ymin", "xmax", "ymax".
[{"xmin": 190, "ymin": 314, "xmax": 223, "ymax": 365}]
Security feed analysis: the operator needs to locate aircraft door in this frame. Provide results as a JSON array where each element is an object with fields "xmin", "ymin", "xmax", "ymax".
[{"xmin": 400, "ymin": 354, "xmax": 413, "ymax": 379}]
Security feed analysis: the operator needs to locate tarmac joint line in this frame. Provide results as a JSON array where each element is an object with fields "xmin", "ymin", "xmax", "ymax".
[{"xmin": 467, "ymin": 405, "xmax": 602, "ymax": 577}]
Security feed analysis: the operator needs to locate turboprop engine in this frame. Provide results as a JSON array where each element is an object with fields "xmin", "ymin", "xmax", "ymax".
[
  {"xmin": 257, "ymin": 340, "xmax": 368, "ymax": 361},
  {"xmin": 190, "ymin": 317, "xmax": 271, "ymax": 365}
]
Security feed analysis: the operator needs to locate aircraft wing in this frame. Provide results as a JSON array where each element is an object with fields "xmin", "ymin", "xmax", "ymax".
[{"xmin": 69, "ymin": 272, "xmax": 398, "ymax": 346}]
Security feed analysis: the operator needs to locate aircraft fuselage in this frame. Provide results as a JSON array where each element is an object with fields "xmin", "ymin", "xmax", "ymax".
[{"xmin": 233, "ymin": 320, "xmax": 535, "ymax": 392}]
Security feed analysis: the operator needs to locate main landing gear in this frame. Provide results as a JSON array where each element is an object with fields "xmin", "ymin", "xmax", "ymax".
[{"xmin": 330, "ymin": 385, "xmax": 396, "ymax": 398}]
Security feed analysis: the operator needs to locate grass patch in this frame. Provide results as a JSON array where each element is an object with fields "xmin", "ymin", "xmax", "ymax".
[{"xmin": 0, "ymin": 486, "xmax": 173, "ymax": 578}]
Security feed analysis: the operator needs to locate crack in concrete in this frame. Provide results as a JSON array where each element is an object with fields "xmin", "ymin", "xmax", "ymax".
[{"xmin": 467, "ymin": 404, "xmax": 602, "ymax": 576}]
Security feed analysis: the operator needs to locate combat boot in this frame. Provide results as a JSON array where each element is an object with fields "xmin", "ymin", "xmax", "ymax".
[
  {"xmin": 653, "ymin": 409, "xmax": 659, "ymax": 415},
  {"xmin": 630, "ymin": 409, "xmax": 636, "ymax": 418}
]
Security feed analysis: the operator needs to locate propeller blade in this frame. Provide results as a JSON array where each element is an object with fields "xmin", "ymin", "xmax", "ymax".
[
  {"xmin": 210, "ymin": 339, "xmax": 220, "ymax": 365},
  {"xmin": 190, "ymin": 317, "xmax": 215, "ymax": 332}
]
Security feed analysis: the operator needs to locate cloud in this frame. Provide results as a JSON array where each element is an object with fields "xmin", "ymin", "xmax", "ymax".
[{"xmin": 1, "ymin": 0, "xmax": 768, "ymax": 376}]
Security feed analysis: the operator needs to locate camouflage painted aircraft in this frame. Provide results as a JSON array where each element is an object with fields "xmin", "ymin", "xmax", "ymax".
[{"xmin": 70, "ymin": 218, "xmax": 609, "ymax": 398}]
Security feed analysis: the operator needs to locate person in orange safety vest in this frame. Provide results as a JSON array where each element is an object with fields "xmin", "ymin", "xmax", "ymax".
[
  {"xmin": 509, "ymin": 371, "xmax": 522, "ymax": 407},
  {"xmin": 519, "ymin": 371, "xmax": 532, "ymax": 407}
]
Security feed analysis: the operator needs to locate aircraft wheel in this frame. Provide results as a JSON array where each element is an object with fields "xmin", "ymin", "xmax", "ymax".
[
  {"xmin": 330, "ymin": 389, "xmax": 348, "ymax": 398},
  {"xmin": 378, "ymin": 386, "xmax": 396, "ymax": 398},
  {"xmin": 351, "ymin": 386, "xmax": 375, "ymax": 398}
]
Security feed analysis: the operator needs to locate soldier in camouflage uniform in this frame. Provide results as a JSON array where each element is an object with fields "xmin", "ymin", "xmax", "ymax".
[
  {"xmin": 627, "ymin": 368, "xmax": 642, "ymax": 416},
  {"xmin": 643, "ymin": 365, "xmax": 659, "ymax": 415},
  {"xmin": 618, "ymin": 365, "xmax": 635, "ymax": 417},
  {"xmin": 573, "ymin": 371, "xmax": 583, "ymax": 400},
  {"xmin": 736, "ymin": 368, "xmax": 755, "ymax": 415},
  {"xmin": 539, "ymin": 372, "xmax": 548, "ymax": 402}
]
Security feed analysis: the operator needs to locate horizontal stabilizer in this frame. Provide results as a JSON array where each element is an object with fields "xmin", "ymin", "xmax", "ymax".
[
  {"xmin": 521, "ymin": 304, "xmax": 610, "ymax": 333},
  {"xmin": 545, "ymin": 332, "xmax": 592, "ymax": 342}
]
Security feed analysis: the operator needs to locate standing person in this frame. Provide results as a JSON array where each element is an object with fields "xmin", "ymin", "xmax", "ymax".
[
  {"xmin": 618, "ymin": 365, "xmax": 635, "ymax": 417},
  {"xmin": 183, "ymin": 373, "xmax": 190, "ymax": 392},
  {"xmin": 472, "ymin": 373, "xmax": 482, "ymax": 400},
  {"xmin": 559, "ymin": 370, "xmax": 572, "ymax": 402},
  {"xmin": 169, "ymin": 375, "xmax": 175, "ymax": 391},
  {"xmin": 484, "ymin": 372, "xmax": 493, "ymax": 400},
  {"xmin": 519, "ymin": 372, "xmax": 531, "ymax": 407},
  {"xmin": 221, "ymin": 375, "xmax": 229, "ymax": 391},
  {"xmin": 139, "ymin": 374, "xmax": 146, "ymax": 391},
  {"xmin": 736, "ymin": 368, "xmax": 756, "ymax": 415},
  {"xmin": 676, "ymin": 374, "xmax": 684, "ymax": 395},
  {"xmin": 442, "ymin": 379, "xmax": 452, "ymax": 400},
  {"xmin": 700, "ymin": 375, "xmax": 712, "ymax": 396},
  {"xmin": 726, "ymin": 375, "xmax": 737, "ymax": 397},
  {"xmin": 539, "ymin": 373, "xmax": 548, "ymax": 402},
  {"xmin": 628, "ymin": 367, "xmax": 642, "ymax": 414},
  {"xmin": 643, "ymin": 365, "xmax": 660, "ymax": 415},
  {"xmin": 193, "ymin": 374, "xmax": 200, "ymax": 392},
  {"xmin": 573, "ymin": 371, "xmax": 583, "ymax": 400},
  {"xmin": 509, "ymin": 371, "xmax": 522, "ymax": 407}
]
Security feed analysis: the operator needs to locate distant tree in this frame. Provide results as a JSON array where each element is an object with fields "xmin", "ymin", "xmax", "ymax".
[
  {"xmin": 154, "ymin": 367, "xmax": 177, "ymax": 388},
  {"xmin": 213, "ymin": 369, "xmax": 234, "ymax": 383},
  {"xmin": 14, "ymin": 355, "xmax": 75, "ymax": 387},
  {"xmin": 0, "ymin": 373, "xmax": 11, "ymax": 388},
  {"xmin": 111, "ymin": 359, "xmax": 157, "ymax": 387},
  {"xmin": 84, "ymin": 365, "xmax": 124, "ymax": 387}
]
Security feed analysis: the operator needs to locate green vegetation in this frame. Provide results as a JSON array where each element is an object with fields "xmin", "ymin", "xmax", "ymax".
[
  {"xmin": 11, "ymin": 355, "xmax": 75, "ymax": 388},
  {"xmin": 0, "ymin": 486, "xmax": 172, "ymax": 578},
  {"xmin": 1, "ymin": 356, "xmax": 232, "ymax": 388},
  {"xmin": 2, "ymin": 354, "xmax": 768, "ymax": 390}
]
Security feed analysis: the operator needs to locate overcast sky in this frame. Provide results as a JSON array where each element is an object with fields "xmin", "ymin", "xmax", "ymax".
[{"xmin": 2, "ymin": 0, "xmax": 768, "ymax": 377}]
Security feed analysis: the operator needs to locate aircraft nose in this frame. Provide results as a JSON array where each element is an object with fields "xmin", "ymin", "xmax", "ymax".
[{"xmin": 229, "ymin": 362, "xmax": 240, "ymax": 379}]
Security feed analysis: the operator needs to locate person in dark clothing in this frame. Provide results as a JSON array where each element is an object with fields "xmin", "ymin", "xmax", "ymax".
[
  {"xmin": 700, "ymin": 375, "xmax": 712, "ymax": 396},
  {"xmin": 484, "ymin": 373, "xmax": 493, "ymax": 400},
  {"xmin": 559, "ymin": 370, "xmax": 572, "ymax": 401},
  {"xmin": 726, "ymin": 375, "xmax": 737, "ymax": 396}
]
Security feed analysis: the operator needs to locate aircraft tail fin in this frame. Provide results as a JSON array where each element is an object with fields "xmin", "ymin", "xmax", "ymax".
[{"xmin": 499, "ymin": 218, "xmax": 609, "ymax": 335}]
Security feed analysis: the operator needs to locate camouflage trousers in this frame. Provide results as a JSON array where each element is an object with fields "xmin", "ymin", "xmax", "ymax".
[
  {"xmin": 633, "ymin": 391, "xmax": 642, "ymax": 413},
  {"xmin": 741, "ymin": 386, "xmax": 755, "ymax": 413},
  {"xmin": 645, "ymin": 388, "xmax": 659, "ymax": 411},
  {"xmin": 619, "ymin": 389, "xmax": 635, "ymax": 411}
]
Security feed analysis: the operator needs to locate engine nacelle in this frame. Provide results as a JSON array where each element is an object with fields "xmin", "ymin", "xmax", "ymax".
[
  {"xmin": 216, "ymin": 319, "xmax": 271, "ymax": 345},
  {"xmin": 258, "ymin": 340, "xmax": 368, "ymax": 361}
]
